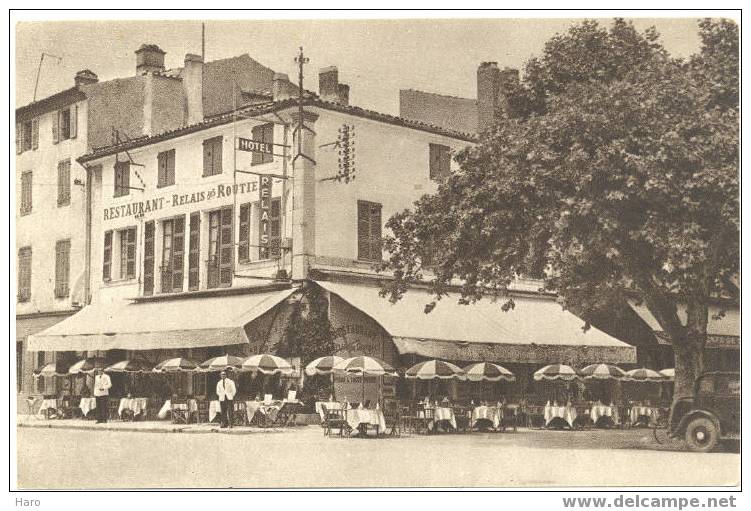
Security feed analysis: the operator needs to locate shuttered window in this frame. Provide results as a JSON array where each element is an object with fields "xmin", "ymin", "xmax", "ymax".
[
  {"xmin": 114, "ymin": 161, "xmax": 130, "ymax": 197},
  {"xmin": 238, "ymin": 203, "xmax": 251, "ymax": 262},
  {"xmin": 54, "ymin": 240, "xmax": 71, "ymax": 298},
  {"xmin": 161, "ymin": 216, "xmax": 185, "ymax": 293},
  {"xmin": 103, "ymin": 231, "xmax": 113, "ymax": 281},
  {"xmin": 32, "ymin": 119, "xmax": 39, "ymax": 150},
  {"xmin": 57, "ymin": 159, "xmax": 71, "ymax": 206},
  {"xmin": 55, "ymin": 106, "xmax": 77, "ymax": 142},
  {"xmin": 357, "ymin": 200, "xmax": 382, "ymax": 262},
  {"xmin": 429, "ymin": 143, "xmax": 451, "ymax": 181},
  {"xmin": 17, "ymin": 246, "xmax": 32, "ymax": 302},
  {"xmin": 251, "ymin": 123, "xmax": 274, "ymax": 165},
  {"xmin": 202, "ymin": 136, "xmax": 223, "ymax": 176},
  {"xmin": 157, "ymin": 149, "xmax": 176, "ymax": 188},
  {"xmin": 269, "ymin": 198, "xmax": 281, "ymax": 258},
  {"xmin": 143, "ymin": 222, "xmax": 155, "ymax": 295},
  {"xmin": 208, "ymin": 206, "xmax": 233, "ymax": 288},
  {"xmin": 20, "ymin": 171, "xmax": 32, "ymax": 215},
  {"xmin": 119, "ymin": 228, "xmax": 136, "ymax": 280},
  {"xmin": 188, "ymin": 213, "xmax": 200, "ymax": 291}
]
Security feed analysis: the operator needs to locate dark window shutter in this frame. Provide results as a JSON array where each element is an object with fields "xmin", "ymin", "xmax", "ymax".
[
  {"xmin": 251, "ymin": 125, "xmax": 263, "ymax": 166},
  {"xmin": 70, "ymin": 105, "xmax": 78, "ymax": 139},
  {"xmin": 263, "ymin": 124, "xmax": 274, "ymax": 164},
  {"xmin": 238, "ymin": 203, "xmax": 250, "ymax": 262},
  {"xmin": 103, "ymin": 231, "xmax": 112, "ymax": 281},
  {"xmin": 143, "ymin": 222, "xmax": 155, "ymax": 295},
  {"xmin": 57, "ymin": 160, "xmax": 71, "ymax": 206},
  {"xmin": 114, "ymin": 161, "xmax": 130, "ymax": 197},
  {"xmin": 20, "ymin": 172, "xmax": 32, "ymax": 215},
  {"xmin": 213, "ymin": 137, "xmax": 223, "ymax": 174},
  {"xmin": 157, "ymin": 149, "xmax": 175, "ymax": 187},
  {"xmin": 126, "ymin": 228, "xmax": 136, "ymax": 279},
  {"xmin": 157, "ymin": 151, "xmax": 166, "ymax": 187},
  {"xmin": 188, "ymin": 213, "xmax": 200, "ymax": 291},
  {"xmin": 52, "ymin": 111, "xmax": 59, "ymax": 144},
  {"xmin": 202, "ymin": 140, "xmax": 212, "ymax": 176},
  {"xmin": 172, "ymin": 216, "xmax": 185, "ymax": 292},
  {"xmin": 16, "ymin": 124, "xmax": 22, "ymax": 154},
  {"xmin": 167, "ymin": 149, "xmax": 175, "ymax": 185},
  {"xmin": 219, "ymin": 206, "xmax": 233, "ymax": 286},
  {"xmin": 31, "ymin": 119, "xmax": 39, "ymax": 150},
  {"xmin": 369, "ymin": 203, "xmax": 382, "ymax": 262},
  {"xmin": 357, "ymin": 201, "xmax": 370, "ymax": 261},
  {"xmin": 55, "ymin": 240, "xmax": 70, "ymax": 298},
  {"xmin": 18, "ymin": 247, "xmax": 32, "ymax": 302}
]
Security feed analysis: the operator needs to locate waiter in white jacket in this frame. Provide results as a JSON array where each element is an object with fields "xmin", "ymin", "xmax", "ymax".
[
  {"xmin": 216, "ymin": 370, "xmax": 237, "ymax": 428},
  {"xmin": 93, "ymin": 368, "xmax": 112, "ymax": 424}
]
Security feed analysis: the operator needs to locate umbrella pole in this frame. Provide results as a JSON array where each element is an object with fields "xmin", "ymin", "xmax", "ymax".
[{"xmin": 362, "ymin": 373, "xmax": 365, "ymax": 404}]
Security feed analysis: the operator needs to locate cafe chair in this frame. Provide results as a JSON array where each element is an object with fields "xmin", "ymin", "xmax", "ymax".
[
  {"xmin": 321, "ymin": 404, "xmax": 350, "ymax": 437},
  {"xmin": 232, "ymin": 401, "xmax": 247, "ymax": 426},
  {"xmin": 414, "ymin": 404, "xmax": 434, "ymax": 434},
  {"xmin": 194, "ymin": 398, "xmax": 210, "ymax": 424},
  {"xmin": 383, "ymin": 399, "xmax": 401, "ymax": 437},
  {"xmin": 170, "ymin": 397, "xmax": 190, "ymax": 424},
  {"xmin": 108, "ymin": 400, "xmax": 120, "ymax": 421}
]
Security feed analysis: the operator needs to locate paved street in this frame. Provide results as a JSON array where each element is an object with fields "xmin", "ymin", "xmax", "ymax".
[{"xmin": 17, "ymin": 425, "xmax": 739, "ymax": 488}]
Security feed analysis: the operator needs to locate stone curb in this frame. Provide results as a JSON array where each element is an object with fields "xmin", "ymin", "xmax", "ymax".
[{"xmin": 17, "ymin": 421, "xmax": 309, "ymax": 435}]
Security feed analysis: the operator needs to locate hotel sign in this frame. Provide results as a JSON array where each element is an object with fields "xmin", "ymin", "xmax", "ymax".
[{"xmin": 237, "ymin": 137, "xmax": 273, "ymax": 155}]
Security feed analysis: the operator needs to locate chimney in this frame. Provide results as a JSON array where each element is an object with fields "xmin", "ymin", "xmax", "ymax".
[
  {"xmin": 135, "ymin": 44, "xmax": 166, "ymax": 75},
  {"xmin": 74, "ymin": 69, "xmax": 98, "ymax": 87},
  {"xmin": 477, "ymin": 62, "xmax": 501, "ymax": 133},
  {"xmin": 183, "ymin": 53, "xmax": 204, "ymax": 125},
  {"xmin": 272, "ymin": 73, "xmax": 295, "ymax": 102},
  {"xmin": 319, "ymin": 66, "xmax": 339, "ymax": 102},
  {"xmin": 337, "ymin": 83, "xmax": 350, "ymax": 106}
]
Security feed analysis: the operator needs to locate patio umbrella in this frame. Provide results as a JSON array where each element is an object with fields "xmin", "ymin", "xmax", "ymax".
[
  {"xmin": 68, "ymin": 357, "xmax": 108, "ymax": 375},
  {"xmin": 198, "ymin": 355, "xmax": 244, "ymax": 372},
  {"xmin": 34, "ymin": 361, "xmax": 71, "ymax": 378},
  {"xmin": 153, "ymin": 357, "xmax": 200, "ymax": 373},
  {"xmin": 305, "ymin": 356, "xmax": 344, "ymax": 376},
  {"xmin": 659, "ymin": 368, "xmax": 675, "ymax": 381},
  {"xmin": 579, "ymin": 363, "xmax": 627, "ymax": 380},
  {"xmin": 105, "ymin": 359, "xmax": 152, "ymax": 373},
  {"xmin": 241, "ymin": 354, "xmax": 294, "ymax": 375},
  {"xmin": 463, "ymin": 362, "xmax": 515, "ymax": 382},
  {"xmin": 533, "ymin": 364, "xmax": 579, "ymax": 381},
  {"xmin": 624, "ymin": 367, "xmax": 665, "ymax": 382},
  {"xmin": 334, "ymin": 356, "xmax": 397, "ymax": 403},
  {"xmin": 405, "ymin": 359, "xmax": 465, "ymax": 380}
]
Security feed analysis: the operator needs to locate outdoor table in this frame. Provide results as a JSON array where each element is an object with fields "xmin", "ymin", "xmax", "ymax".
[
  {"xmin": 245, "ymin": 400, "xmax": 281, "ymax": 425},
  {"xmin": 346, "ymin": 408, "xmax": 386, "ymax": 435},
  {"xmin": 589, "ymin": 404, "xmax": 619, "ymax": 426},
  {"xmin": 630, "ymin": 405, "xmax": 660, "ymax": 426},
  {"xmin": 79, "ymin": 397, "xmax": 97, "ymax": 417},
  {"xmin": 158, "ymin": 399, "xmax": 198, "ymax": 419},
  {"xmin": 471, "ymin": 405, "xmax": 501, "ymax": 429},
  {"xmin": 209, "ymin": 400, "xmax": 222, "ymax": 423},
  {"xmin": 544, "ymin": 403, "xmax": 577, "ymax": 429},
  {"xmin": 37, "ymin": 398, "xmax": 58, "ymax": 418},
  {"xmin": 426, "ymin": 406, "xmax": 457, "ymax": 431},
  {"xmin": 118, "ymin": 397, "xmax": 148, "ymax": 418},
  {"xmin": 315, "ymin": 401, "xmax": 346, "ymax": 421}
]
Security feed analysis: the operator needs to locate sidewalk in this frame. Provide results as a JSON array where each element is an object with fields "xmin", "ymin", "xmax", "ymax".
[{"xmin": 16, "ymin": 415, "xmax": 314, "ymax": 435}]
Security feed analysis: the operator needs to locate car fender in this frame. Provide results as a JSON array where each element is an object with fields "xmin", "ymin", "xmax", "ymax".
[{"xmin": 674, "ymin": 409, "xmax": 721, "ymax": 438}]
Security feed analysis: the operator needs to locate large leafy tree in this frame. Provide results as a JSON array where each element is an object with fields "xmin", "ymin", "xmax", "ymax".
[{"xmin": 381, "ymin": 19, "xmax": 738, "ymax": 398}]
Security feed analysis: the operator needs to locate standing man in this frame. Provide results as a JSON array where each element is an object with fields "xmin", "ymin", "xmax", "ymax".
[
  {"xmin": 216, "ymin": 370, "xmax": 237, "ymax": 428},
  {"xmin": 93, "ymin": 368, "xmax": 112, "ymax": 424}
]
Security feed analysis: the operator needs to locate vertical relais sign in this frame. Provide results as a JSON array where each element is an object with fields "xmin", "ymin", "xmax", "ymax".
[{"xmin": 258, "ymin": 175, "xmax": 273, "ymax": 259}]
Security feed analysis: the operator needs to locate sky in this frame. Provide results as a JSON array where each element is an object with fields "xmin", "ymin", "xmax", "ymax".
[{"xmin": 15, "ymin": 17, "xmax": 705, "ymax": 114}]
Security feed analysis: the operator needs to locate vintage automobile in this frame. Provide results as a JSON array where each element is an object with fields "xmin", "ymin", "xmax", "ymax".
[{"xmin": 657, "ymin": 371, "xmax": 740, "ymax": 452}]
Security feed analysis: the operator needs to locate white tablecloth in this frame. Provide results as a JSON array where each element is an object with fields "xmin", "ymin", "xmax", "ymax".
[
  {"xmin": 544, "ymin": 403, "xmax": 577, "ymax": 428},
  {"xmin": 209, "ymin": 400, "xmax": 222, "ymax": 422},
  {"xmin": 630, "ymin": 405, "xmax": 659, "ymax": 425},
  {"xmin": 158, "ymin": 399, "xmax": 198, "ymax": 419},
  {"xmin": 346, "ymin": 409, "xmax": 386, "ymax": 433},
  {"xmin": 246, "ymin": 401, "xmax": 281, "ymax": 423},
  {"xmin": 471, "ymin": 406, "xmax": 501, "ymax": 429},
  {"xmin": 315, "ymin": 401, "xmax": 347, "ymax": 421},
  {"xmin": 590, "ymin": 404, "xmax": 619, "ymax": 425},
  {"xmin": 420, "ymin": 407, "xmax": 457, "ymax": 430},
  {"xmin": 79, "ymin": 397, "xmax": 97, "ymax": 417},
  {"xmin": 37, "ymin": 399, "xmax": 58, "ymax": 417},
  {"xmin": 118, "ymin": 397, "xmax": 148, "ymax": 418}
]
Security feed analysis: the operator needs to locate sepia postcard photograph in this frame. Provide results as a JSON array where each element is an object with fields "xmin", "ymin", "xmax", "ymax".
[{"xmin": 9, "ymin": 8, "xmax": 742, "ymax": 496}]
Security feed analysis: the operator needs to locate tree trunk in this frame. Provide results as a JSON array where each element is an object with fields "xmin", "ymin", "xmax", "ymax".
[{"xmin": 673, "ymin": 299, "xmax": 709, "ymax": 399}]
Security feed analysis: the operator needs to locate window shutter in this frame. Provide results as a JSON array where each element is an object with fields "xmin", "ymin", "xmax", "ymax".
[
  {"xmin": 188, "ymin": 213, "xmax": 200, "ymax": 291},
  {"xmin": 103, "ymin": 231, "xmax": 112, "ymax": 281},
  {"xmin": 157, "ymin": 151, "xmax": 166, "ymax": 187},
  {"xmin": 270, "ymin": 198, "xmax": 281, "ymax": 258},
  {"xmin": 18, "ymin": 247, "xmax": 32, "ymax": 302},
  {"xmin": 202, "ymin": 140, "xmax": 211, "ymax": 176},
  {"xmin": 55, "ymin": 240, "xmax": 70, "ymax": 298},
  {"xmin": 264, "ymin": 124, "xmax": 274, "ymax": 164},
  {"xmin": 167, "ymin": 149, "xmax": 175, "ymax": 185},
  {"xmin": 69, "ymin": 105, "xmax": 78, "ymax": 139},
  {"xmin": 238, "ymin": 203, "xmax": 250, "ymax": 261},
  {"xmin": 57, "ymin": 160, "xmax": 71, "ymax": 206},
  {"xmin": 251, "ymin": 125, "xmax": 262, "ymax": 166},
  {"xmin": 143, "ymin": 222, "xmax": 155, "ymax": 295},
  {"xmin": 126, "ymin": 228, "xmax": 136, "ymax": 279},
  {"xmin": 219, "ymin": 206, "xmax": 233, "ymax": 286},
  {"xmin": 172, "ymin": 216, "xmax": 185, "ymax": 292},
  {"xmin": 20, "ymin": 172, "xmax": 32, "ymax": 215},
  {"xmin": 52, "ymin": 111, "xmax": 59, "ymax": 144},
  {"xmin": 369, "ymin": 203, "xmax": 382, "ymax": 262},
  {"xmin": 16, "ymin": 124, "xmax": 22, "ymax": 154},
  {"xmin": 357, "ymin": 201, "xmax": 370, "ymax": 261},
  {"xmin": 32, "ymin": 119, "xmax": 39, "ymax": 150},
  {"xmin": 213, "ymin": 138, "xmax": 223, "ymax": 174}
]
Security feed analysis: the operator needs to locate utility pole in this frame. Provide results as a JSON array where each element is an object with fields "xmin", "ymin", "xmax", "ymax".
[{"xmin": 294, "ymin": 46, "xmax": 309, "ymax": 158}]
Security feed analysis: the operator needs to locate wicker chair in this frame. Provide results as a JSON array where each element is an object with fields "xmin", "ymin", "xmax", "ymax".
[
  {"xmin": 320, "ymin": 404, "xmax": 349, "ymax": 437},
  {"xmin": 170, "ymin": 397, "xmax": 190, "ymax": 424}
]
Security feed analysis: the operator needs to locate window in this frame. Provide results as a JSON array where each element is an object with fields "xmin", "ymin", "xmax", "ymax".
[
  {"xmin": 114, "ymin": 161, "xmax": 130, "ymax": 197},
  {"xmin": 251, "ymin": 123, "xmax": 274, "ymax": 166},
  {"xmin": 238, "ymin": 203, "xmax": 251, "ymax": 262},
  {"xmin": 118, "ymin": 228, "xmax": 137, "ymax": 280},
  {"xmin": 16, "ymin": 119, "xmax": 38, "ymax": 154},
  {"xmin": 161, "ymin": 216, "xmax": 185, "ymax": 293},
  {"xmin": 55, "ymin": 240, "xmax": 71, "ymax": 298},
  {"xmin": 207, "ymin": 206, "xmax": 233, "ymax": 288},
  {"xmin": 103, "ymin": 231, "xmax": 112, "ymax": 281},
  {"xmin": 18, "ymin": 246, "xmax": 32, "ymax": 302},
  {"xmin": 57, "ymin": 159, "xmax": 71, "ymax": 206},
  {"xmin": 20, "ymin": 171, "xmax": 32, "ymax": 215},
  {"xmin": 157, "ymin": 149, "xmax": 176, "ymax": 188},
  {"xmin": 429, "ymin": 143, "xmax": 451, "ymax": 181},
  {"xmin": 143, "ymin": 221, "xmax": 155, "ymax": 295},
  {"xmin": 53, "ymin": 106, "xmax": 77, "ymax": 143},
  {"xmin": 188, "ymin": 213, "xmax": 200, "ymax": 291},
  {"xmin": 357, "ymin": 200, "xmax": 382, "ymax": 262},
  {"xmin": 202, "ymin": 136, "xmax": 223, "ymax": 176}
]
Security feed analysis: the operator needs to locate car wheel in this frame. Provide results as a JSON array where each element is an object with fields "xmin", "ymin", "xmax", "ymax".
[{"xmin": 685, "ymin": 417, "xmax": 719, "ymax": 453}]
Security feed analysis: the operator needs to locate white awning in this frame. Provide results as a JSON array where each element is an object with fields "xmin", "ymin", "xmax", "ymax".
[
  {"xmin": 28, "ymin": 287, "xmax": 296, "ymax": 352},
  {"xmin": 317, "ymin": 281, "xmax": 636, "ymax": 364}
]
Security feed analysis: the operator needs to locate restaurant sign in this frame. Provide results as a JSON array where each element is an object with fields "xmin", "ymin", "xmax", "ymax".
[{"xmin": 258, "ymin": 175, "xmax": 272, "ymax": 259}]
